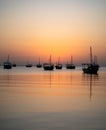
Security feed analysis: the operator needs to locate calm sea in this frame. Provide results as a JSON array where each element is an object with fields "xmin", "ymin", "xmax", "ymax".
[{"xmin": 0, "ymin": 66, "xmax": 105, "ymax": 130}]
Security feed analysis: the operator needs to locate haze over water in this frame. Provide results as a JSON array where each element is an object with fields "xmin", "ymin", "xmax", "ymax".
[{"xmin": 0, "ymin": 66, "xmax": 105, "ymax": 130}]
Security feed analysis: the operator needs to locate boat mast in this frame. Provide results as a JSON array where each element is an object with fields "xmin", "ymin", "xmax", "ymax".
[
  {"xmin": 7, "ymin": 55, "xmax": 9, "ymax": 62},
  {"xmin": 39, "ymin": 57, "xmax": 40, "ymax": 64},
  {"xmin": 90, "ymin": 46, "xmax": 93, "ymax": 64},
  {"xmin": 94, "ymin": 55, "xmax": 97, "ymax": 64},
  {"xmin": 58, "ymin": 57, "xmax": 60, "ymax": 64},
  {"xmin": 71, "ymin": 56, "xmax": 73, "ymax": 64},
  {"xmin": 49, "ymin": 55, "xmax": 51, "ymax": 65}
]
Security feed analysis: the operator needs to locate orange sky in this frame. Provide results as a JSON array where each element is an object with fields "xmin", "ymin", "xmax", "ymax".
[{"xmin": 0, "ymin": 0, "xmax": 105, "ymax": 65}]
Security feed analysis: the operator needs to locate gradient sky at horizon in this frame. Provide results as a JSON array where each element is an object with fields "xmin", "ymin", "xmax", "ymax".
[{"xmin": 0, "ymin": 0, "xmax": 105, "ymax": 65}]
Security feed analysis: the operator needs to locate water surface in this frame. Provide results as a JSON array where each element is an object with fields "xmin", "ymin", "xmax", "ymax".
[{"xmin": 0, "ymin": 66, "xmax": 105, "ymax": 130}]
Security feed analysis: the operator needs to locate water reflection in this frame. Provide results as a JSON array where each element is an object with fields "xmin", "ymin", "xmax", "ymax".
[
  {"xmin": 47, "ymin": 71, "xmax": 52, "ymax": 88},
  {"xmin": 82, "ymin": 73, "xmax": 99, "ymax": 101},
  {"xmin": 0, "ymin": 68, "xmax": 101, "ymax": 99},
  {"xmin": 0, "ymin": 67, "xmax": 105, "ymax": 130},
  {"xmin": 0, "ymin": 70, "xmax": 11, "ymax": 87}
]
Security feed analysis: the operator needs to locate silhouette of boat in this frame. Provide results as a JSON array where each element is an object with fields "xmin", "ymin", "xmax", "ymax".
[
  {"xmin": 26, "ymin": 62, "xmax": 32, "ymax": 67},
  {"xmin": 36, "ymin": 57, "xmax": 42, "ymax": 68},
  {"xmin": 43, "ymin": 63, "xmax": 54, "ymax": 70},
  {"xmin": 55, "ymin": 57, "xmax": 62, "ymax": 69},
  {"xmin": 4, "ymin": 55, "xmax": 12, "ymax": 69},
  {"xmin": 13, "ymin": 64, "xmax": 16, "ymax": 67},
  {"xmin": 12, "ymin": 62, "xmax": 16, "ymax": 67},
  {"xmin": 43, "ymin": 55, "xmax": 54, "ymax": 70},
  {"xmin": 55, "ymin": 64, "xmax": 62, "ymax": 69},
  {"xmin": 66, "ymin": 56, "xmax": 75, "ymax": 69},
  {"xmin": 36, "ymin": 64, "xmax": 42, "ymax": 68},
  {"xmin": 82, "ymin": 47, "xmax": 99, "ymax": 74}
]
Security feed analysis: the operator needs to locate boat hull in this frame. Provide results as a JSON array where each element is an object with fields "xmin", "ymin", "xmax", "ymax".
[
  {"xmin": 13, "ymin": 64, "xmax": 16, "ymax": 67},
  {"xmin": 43, "ymin": 64, "xmax": 54, "ymax": 70},
  {"xmin": 66, "ymin": 64, "xmax": 75, "ymax": 69},
  {"xmin": 4, "ymin": 62, "xmax": 12, "ymax": 69},
  {"xmin": 82, "ymin": 64, "xmax": 99, "ymax": 74},
  {"xmin": 55, "ymin": 66, "xmax": 62, "ymax": 69},
  {"xmin": 26, "ymin": 65, "xmax": 32, "ymax": 67},
  {"xmin": 36, "ymin": 64, "xmax": 42, "ymax": 68},
  {"xmin": 4, "ymin": 64, "xmax": 12, "ymax": 69},
  {"xmin": 55, "ymin": 64, "xmax": 62, "ymax": 69}
]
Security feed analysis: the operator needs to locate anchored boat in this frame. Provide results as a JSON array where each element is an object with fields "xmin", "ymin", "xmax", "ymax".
[
  {"xmin": 55, "ymin": 57, "xmax": 62, "ymax": 69},
  {"xmin": 43, "ymin": 55, "xmax": 54, "ymax": 71},
  {"xmin": 66, "ymin": 56, "xmax": 75, "ymax": 69},
  {"xmin": 82, "ymin": 47, "xmax": 99, "ymax": 74},
  {"xmin": 4, "ymin": 55, "xmax": 12, "ymax": 69},
  {"xmin": 36, "ymin": 57, "xmax": 42, "ymax": 68}
]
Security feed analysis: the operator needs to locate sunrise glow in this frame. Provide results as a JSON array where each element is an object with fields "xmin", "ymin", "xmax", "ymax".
[{"xmin": 0, "ymin": 0, "xmax": 105, "ymax": 65}]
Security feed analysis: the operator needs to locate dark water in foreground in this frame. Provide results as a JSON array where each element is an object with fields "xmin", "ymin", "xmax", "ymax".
[{"xmin": 0, "ymin": 66, "xmax": 106, "ymax": 130}]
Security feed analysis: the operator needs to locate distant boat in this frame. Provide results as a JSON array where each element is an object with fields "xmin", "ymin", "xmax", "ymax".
[
  {"xmin": 36, "ymin": 57, "xmax": 42, "ymax": 68},
  {"xmin": 36, "ymin": 64, "xmax": 42, "ymax": 68},
  {"xmin": 55, "ymin": 64, "xmax": 62, "ymax": 69},
  {"xmin": 12, "ymin": 62, "xmax": 16, "ymax": 67},
  {"xmin": 43, "ymin": 55, "xmax": 54, "ymax": 70},
  {"xmin": 55, "ymin": 57, "xmax": 62, "ymax": 69},
  {"xmin": 66, "ymin": 56, "xmax": 75, "ymax": 69},
  {"xmin": 26, "ymin": 62, "xmax": 32, "ymax": 67},
  {"xmin": 82, "ymin": 47, "xmax": 99, "ymax": 74},
  {"xmin": 26, "ymin": 64, "xmax": 32, "ymax": 67},
  {"xmin": 4, "ymin": 55, "xmax": 12, "ymax": 69},
  {"xmin": 13, "ymin": 64, "xmax": 16, "ymax": 67}
]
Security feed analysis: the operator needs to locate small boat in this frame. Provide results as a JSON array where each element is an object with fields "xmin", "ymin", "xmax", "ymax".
[
  {"xmin": 36, "ymin": 64, "xmax": 42, "ymax": 68},
  {"xmin": 4, "ymin": 55, "xmax": 12, "ymax": 69},
  {"xmin": 43, "ymin": 55, "xmax": 54, "ymax": 70},
  {"xmin": 55, "ymin": 57, "xmax": 62, "ymax": 69},
  {"xmin": 66, "ymin": 56, "xmax": 75, "ymax": 69},
  {"xmin": 55, "ymin": 64, "xmax": 62, "ymax": 69},
  {"xmin": 82, "ymin": 47, "xmax": 99, "ymax": 74},
  {"xmin": 66, "ymin": 64, "xmax": 75, "ymax": 69},
  {"xmin": 43, "ymin": 63, "xmax": 54, "ymax": 70},
  {"xmin": 12, "ymin": 62, "xmax": 16, "ymax": 67},
  {"xmin": 36, "ymin": 57, "xmax": 42, "ymax": 68},
  {"xmin": 26, "ymin": 62, "xmax": 32, "ymax": 67},
  {"xmin": 13, "ymin": 64, "xmax": 16, "ymax": 67}
]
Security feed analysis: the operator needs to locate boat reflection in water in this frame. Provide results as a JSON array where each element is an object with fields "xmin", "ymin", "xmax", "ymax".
[
  {"xmin": 82, "ymin": 73, "xmax": 99, "ymax": 101},
  {"xmin": 0, "ymin": 66, "xmax": 105, "ymax": 130}
]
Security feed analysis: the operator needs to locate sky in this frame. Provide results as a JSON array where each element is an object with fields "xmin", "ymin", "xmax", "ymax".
[{"xmin": 0, "ymin": 0, "xmax": 105, "ymax": 65}]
